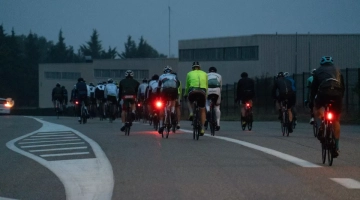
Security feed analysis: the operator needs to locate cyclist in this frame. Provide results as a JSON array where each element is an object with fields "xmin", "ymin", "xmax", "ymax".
[
  {"xmin": 158, "ymin": 66, "xmax": 180, "ymax": 134},
  {"xmin": 173, "ymin": 72, "xmax": 182, "ymax": 129},
  {"xmin": 184, "ymin": 61, "xmax": 208, "ymax": 136},
  {"xmin": 206, "ymin": 66, "xmax": 222, "ymax": 131},
  {"xmin": 95, "ymin": 82, "xmax": 106, "ymax": 117},
  {"xmin": 118, "ymin": 70, "xmax": 140, "ymax": 132},
  {"xmin": 311, "ymin": 56, "xmax": 344, "ymax": 157},
  {"xmin": 305, "ymin": 69, "xmax": 317, "ymax": 124},
  {"xmin": 88, "ymin": 83, "xmax": 96, "ymax": 117},
  {"xmin": 236, "ymin": 72, "xmax": 255, "ymax": 127},
  {"xmin": 284, "ymin": 72, "xmax": 297, "ymax": 126},
  {"xmin": 147, "ymin": 74, "xmax": 160, "ymax": 121},
  {"xmin": 272, "ymin": 72, "xmax": 295, "ymax": 133},
  {"xmin": 138, "ymin": 78, "xmax": 149, "ymax": 119},
  {"xmin": 104, "ymin": 78, "xmax": 118, "ymax": 121},
  {"xmin": 75, "ymin": 78, "xmax": 89, "ymax": 122},
  {"xmin": 52, "ymin": 83, "xmax": 63, "ymax": 112}
]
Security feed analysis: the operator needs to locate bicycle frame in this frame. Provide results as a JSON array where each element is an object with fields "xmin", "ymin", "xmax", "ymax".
[{"xmin": 321, "ymin": 103, "xmax": 336, "ymax": 166}]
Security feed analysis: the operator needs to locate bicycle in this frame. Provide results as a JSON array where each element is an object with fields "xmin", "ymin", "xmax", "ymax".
[
  {"xmin": 122, "ymin": 95, "xmax": 136, "ymax": 136},
  {"xmin": 161, "ymin": 99, "xmax": 177, "ymax": 138},
  {"xmin": 280, "ymin": 99, "xmax": 290, "ymax": 137},
  {"xmin": 320, "ymin": 101, "xmax": 337, "ymax": 166},
  {"xmin": 152, "ymin": 100, "xmax": 162, "ymax": 131},
  {"xmin": 106, "ymin": 101, "xmax": 115, "ymax": 123},
  {"xmin": 79, "ymin": 100, "xmax": 88, "ymax": 124},
  {"xmin": 313, "ymin": 120, "xmax": 318, "ymax": 137},
  {"xmin": 192, "ymin": 99, "xmax": 201, "ymax": 141},
  {"xmin": 241, "ymin": 101, "xmax": 253, "ymax": 131}
]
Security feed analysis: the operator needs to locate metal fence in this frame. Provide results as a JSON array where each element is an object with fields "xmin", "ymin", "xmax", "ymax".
[{"xmin": 180, "ymin": 68, "xmax": 360, "ymax": 120}]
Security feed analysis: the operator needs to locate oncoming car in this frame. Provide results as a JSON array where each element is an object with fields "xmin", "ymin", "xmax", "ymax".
[{"xmin": 0, "ymin": 98, "xmax": 14, "ymax": 114}]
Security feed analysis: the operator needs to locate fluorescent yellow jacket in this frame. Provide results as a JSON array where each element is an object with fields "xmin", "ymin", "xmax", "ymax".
[{"xmin": 185, "ymin": 70, "xmax": 208, "ymax": 94}]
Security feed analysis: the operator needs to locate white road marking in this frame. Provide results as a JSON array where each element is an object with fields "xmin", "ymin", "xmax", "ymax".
[
  {"xmin": 0, "ymin": 197, "xmax": 18, "ymax": 200},
  {"xmin": 24, "ymin": 137, "xmax": 78, "ymax": 141},
  {"xmin": 18, "ymin": 139, "xmax": 81, "ymax": 144},
  {"xmin": 30, "ymin": 134, "xmax": 75, "ymax": 138},
  {"xmin": 21, "ymin": 142, "xmax": 86, "ymax": 148},
  {"xmin": 30, "ymin": 146, "xmax": 88, "ymax": 152},
  {"xmin": 7, "ymin": 117, "xmax": 114, "ymax": 200},
  {"xmin": 330, "ymin": 178, "xmax": 360, "ymax": 189},
  {"xmin": 179, "ymin": 129, "xmax": 321, "ymax": 168},
  {"xmin": 37, "ymin": 131, "xmax": 73, "ymax": 135},
  {"xmin": 40, "ymin": 152, "xmax": 90, "ymax": 157}
]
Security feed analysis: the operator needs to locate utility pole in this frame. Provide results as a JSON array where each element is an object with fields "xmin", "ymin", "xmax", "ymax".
[{"xmin": 168, "ymin": 6, "xmax": 171, "ymax": 58}]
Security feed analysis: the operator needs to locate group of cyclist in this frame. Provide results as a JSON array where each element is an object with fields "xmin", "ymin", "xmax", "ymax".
[{"xmin": 52, "ymin": 55, "xmax": 344, "ymax": 157}]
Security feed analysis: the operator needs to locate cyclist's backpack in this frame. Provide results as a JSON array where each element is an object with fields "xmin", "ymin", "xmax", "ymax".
[
  {"xmin": 208, "ymin": 73, "xmax": 221, "ymax": 88},
  {"xmin": 317, "ymin": 78, "xmax": 343, "ymax": 97}
]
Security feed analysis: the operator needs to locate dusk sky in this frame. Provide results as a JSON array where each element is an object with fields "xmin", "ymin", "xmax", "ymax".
[{"xmin": 1, "ymin": 0, "xmax": 360, "ymax": 57}]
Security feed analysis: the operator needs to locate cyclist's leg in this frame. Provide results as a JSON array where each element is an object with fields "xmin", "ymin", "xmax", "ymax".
[
  {"xmin": 215, "ymin": 95, "xmax": 221, "ymax": 129},
  {"xmin": 176, "ymin": 98, "xmax": 181, "ymax": 128}
]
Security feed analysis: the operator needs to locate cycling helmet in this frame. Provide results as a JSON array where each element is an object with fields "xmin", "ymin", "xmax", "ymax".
[
  {"xmin": 241, "ymin": 72, "xmax": 248, "ymax": 78},
  {"xmin": 163, "ymin": 66, "xmax": 172, "ymax": 73},
  {"xmin": 142, "ymin": 78, "xmax": 147, "ymax": 83},
  {"xmin": 98, "ymin": 82, "xmax": 102, "ymax": 85},
  {"xmin": 283, "ymin": 72, "xmax": 289, "ymax": 77},
  {"xmin": 78, "ymin": 78, "xmax": 84, "ymax": 82},
  {"xmin": 277, "ymin": 72, "xmax": 284, "ymax": 78},
  {"xmin": 56, "ymin": 82, "xmax": 60, "ymax": 87},
  {"xmin": 152, "ymin": 74, "xmax": 159, "ymax": 80},
  {"xmin": 209, "ymin": 66, "xmax": 217, "ymax": 73},
  {"xmin": 89, "ymin": 82, "xmax": 94, "ymax": 86},
  {"xmin": 102, "ymin": 81, "xmax": 107, "ymax": 84},
  {"xmin": 320, "ymin": 56, "xmax": 333, "ymax": 65},
  {"xmin": 107, "ymin": 78, "xmax": 113, "ymax": 83},
  {"xmin": 125, "ymin": 70, "xmax": 134, "ymax": 77},
  {"xmin": 311, "ymin": 68, "xmax": 316, "ymax": 75},
  {"xmin": 192, "ymin": 61, "xmax": 200, "ymax": 69}
]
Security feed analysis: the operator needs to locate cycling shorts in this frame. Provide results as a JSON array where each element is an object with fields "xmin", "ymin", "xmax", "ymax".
[
  {"xmin": 107, "ymin": 96, "xmax": 117, "ymax": 105},
  {"xmin": 277, "ymin": 93, "xmax": 296, "ymax": 109},
  {"xmin": 314, "ymin": 94, "xmax": 342, "ymax": 114},
  {"xmin": 161, "ymin": 88, "xmax": 178, "ymax": 101},
  {"xmin": 188, "ymin": 88, "xmax": 206, "ymax": 108}
]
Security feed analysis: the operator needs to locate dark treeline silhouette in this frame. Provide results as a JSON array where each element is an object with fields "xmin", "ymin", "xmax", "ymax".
[{"xmin": 0, "ymin": 25, "xmax": 167, "ymax": 107}]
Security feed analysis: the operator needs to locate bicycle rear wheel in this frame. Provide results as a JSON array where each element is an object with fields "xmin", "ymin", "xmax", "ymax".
[
  {"xmin": 247, "ymin": 113, "xmax": 253, "ymax": 131},
  {"xmin": 327, "ymin": 127, "xmax": 335, "ymax": 166},
  {"xmin": 210, "ymin": 107, "xmax": 215, "ymax": 136},
  {"xmin": 313, "ymin": 121, "xmax": 318, "ymax": 137},
  {"xmin": 321, "ymin": 143, "xmax": 326, "ymax": 164}
]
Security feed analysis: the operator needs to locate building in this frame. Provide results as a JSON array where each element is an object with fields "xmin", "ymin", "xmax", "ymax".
[
  {"xmin": 39, "ymin": 58, "xmax": 178, "ymax": 108},
  {"xmin": 178, "ymin": 34, "xmax": 360, "ymax": 84}
]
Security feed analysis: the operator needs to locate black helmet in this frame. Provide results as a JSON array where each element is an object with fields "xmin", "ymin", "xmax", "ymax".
[
  {"xmin": 78, "ymin": 77, "xmax": 84, "ymax": 82},
  {"xmin": 143, "ymin": 78, "xmax": 147, "ymax": 83},
  {"xmin": 277, "ymin": 72, "xmax": 284, "ymax": 78},
  {"xmin": 241, "ymin": 72, "xmax": 248, "ymax": 78},
  {"xmin": 56, "ymin": 82, "xmax": 60, "ymax": 87},
  {"xmin": 209, "ymin": 66, "xmax": 217, "ymax": 73},
  {"xmin": 152, "ymin": 74, "xmax": 159, "ymax": 80},
  {"xmin": 192, "ymin": 61, "xmax": 200, "ymax": 69}
]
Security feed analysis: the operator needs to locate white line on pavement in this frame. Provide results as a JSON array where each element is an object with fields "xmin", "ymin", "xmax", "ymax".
[
  {"xmin": 30, "ymin": 134, "xmax": 75, "ymax": 138},
  {"xmin": 330, "ymin": 178, "xmax": 360, "ymax": 189},
  {"xmin": 37, "ymin": 131, "xmax": 73, "ymax": 135},
  {"xmin": 21, "ymin": 142, "xmax": 86, "ymax": 148},
  {"xmin": 24, "ymin": 137, "xmax": 78, "ymax": 141},
  {"xmin": 30, "ymin": 146, "xmax": 88, "ymax": 152},
  {"xmin": 18, "ymin": 139, "xmax": 81, "ymax": 144},
  {"xmin": 40, "ymin": 152, "xmax": 90, "ymax": 157},
  {"xmin": 7, "ymin": 117, "xmax": 114, "ymax": 200},
  {"xmin": 179, "ymin": 129, "xmax": 321, "ymax": 168}
]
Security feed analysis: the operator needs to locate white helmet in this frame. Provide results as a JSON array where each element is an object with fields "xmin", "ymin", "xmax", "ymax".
[
  {"xmin": 163, "ymin": 66, "xmax": 172, "ymax": 73},
  {"xmin": 107, "ymin": 78, "xmax": 113, "ymax": 83},
  {"xmin": 125, "ymin": 70, "xmax": 134, "ymax": 77},
  {"xmin": 283, "ymin": 72, "xmax": 289, "ymax": 77}
]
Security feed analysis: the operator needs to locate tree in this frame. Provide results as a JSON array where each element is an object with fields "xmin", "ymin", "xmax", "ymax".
[
  {"xmin": 80, "ymin": 29, "xmax": 103, "ymax": 59},
  {"xmin": 119, "ymin": 36, "xmax": 137, "ymax": 59},
  {"xmin": 101, "ymin": 46, "xmax": 117, "ymax": 59}
]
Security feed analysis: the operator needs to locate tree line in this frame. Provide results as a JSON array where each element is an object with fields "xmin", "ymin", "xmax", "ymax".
[{"xmin": 0, "ymin": 25, "xmax": 167, "ymax": 107}]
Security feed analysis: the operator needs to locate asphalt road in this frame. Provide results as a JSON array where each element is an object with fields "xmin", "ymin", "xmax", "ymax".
[{"xmin": 1, "ymin": 115, "xmax": 360, "ymax": 200}]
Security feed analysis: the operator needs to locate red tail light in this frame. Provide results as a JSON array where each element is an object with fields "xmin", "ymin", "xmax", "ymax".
[
  {"xmin": 156, "ymin": 101, "xmax": 162, "ymax": 108},
  {"xmin": 327, "ymin": 112, "xmax": 333, "ymax": 120},
  {"xmin": 137, "ymin": 103, "xmax": 141, "ymax": 107},
  {"xmin": 75, "ymin": 101, "xmax": 79, "ymax": 105},
  {"xmin": 246, "ymin": 103, "xmax": 250, "ymax": 107}
]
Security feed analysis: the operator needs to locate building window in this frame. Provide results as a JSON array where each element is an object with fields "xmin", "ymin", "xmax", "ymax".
[
  {"xmin": 45, "ymin": 72, "xmax": 61, "ymax": 79},
  {"xmin": 94, "ymin": 69, "xmax": 149, "ymax": 80},
  {"xmin": 179, "ymin": 46, "xmax": 259, "ymax": 61},
  {"xmin": 62, "ymin": 72, "xmax": 81, "ymax": 80}
]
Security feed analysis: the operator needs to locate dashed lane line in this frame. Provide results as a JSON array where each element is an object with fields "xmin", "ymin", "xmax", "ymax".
[
  {"xmin": 21, "ymin": 142, "xmax": 86, "ymax": 148},
  {"xmin": 330, "ymin": 178, "xmax": 360, "ymax": 189},
  {"xmin": 29, "ymin": 146, "xmax": 88, "ymax": 152}
]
